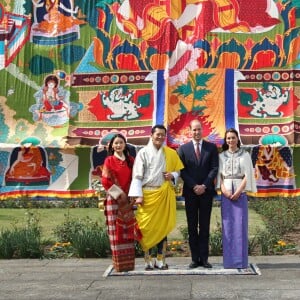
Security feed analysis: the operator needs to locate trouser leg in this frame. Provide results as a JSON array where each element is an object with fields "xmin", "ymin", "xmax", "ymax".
[{"xmin": 155, "ymin": 237, "xmax": 168, "ymax": 269}]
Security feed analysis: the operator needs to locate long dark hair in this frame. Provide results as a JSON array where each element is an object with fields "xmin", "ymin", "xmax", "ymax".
[
  {"xmin": 221, "ymin": 128, "xmax": 241, "ymax": 151},
  {"xmin": 107, "ymin": 134, "xmax": 133, "ymax": 168}
]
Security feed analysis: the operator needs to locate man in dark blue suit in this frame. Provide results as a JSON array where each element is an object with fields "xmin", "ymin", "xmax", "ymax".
[{"xmin": 178, "ymin": 119, "xmax": 219, "ymax": 268}]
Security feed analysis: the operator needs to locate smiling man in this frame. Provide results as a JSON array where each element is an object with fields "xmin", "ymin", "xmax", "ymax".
[
  {"xmin": 129, "ymin": 124, "xmax": 183, "ymax": 270},
  {"xmin": 178, "ymin": 119, "xmax": 219, "ymax": 269}
]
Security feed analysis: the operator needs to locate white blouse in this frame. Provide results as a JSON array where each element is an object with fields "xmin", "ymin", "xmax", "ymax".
[{"xmin": 217, "ymin": 148, "xmax": 257, "ymax": 193}]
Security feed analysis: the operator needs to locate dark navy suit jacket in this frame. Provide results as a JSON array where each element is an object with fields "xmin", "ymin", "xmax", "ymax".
[{"xmin": 178, "ymin": 140, "xmax": 219, "ymax": 196}]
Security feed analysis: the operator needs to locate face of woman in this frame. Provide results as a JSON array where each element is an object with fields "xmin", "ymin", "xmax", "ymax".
[
  {"xmin": 112, "ymin": 137, "xmax": 126, "ymax": 155},
  {"xmin": 226, "ymin": 132, "xmax": 238, "ymax": 150},
  {"xmin": 47, "ymin": 80, "xmax": 55, "ymax": 88}
]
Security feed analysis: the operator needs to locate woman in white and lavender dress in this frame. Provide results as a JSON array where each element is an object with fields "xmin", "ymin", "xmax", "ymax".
[{"xmin": 217, "ymin": 128, "xmax": 257, "ymax": 269}]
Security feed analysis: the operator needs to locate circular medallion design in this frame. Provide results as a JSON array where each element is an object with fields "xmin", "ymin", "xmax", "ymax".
[
  {"xmin": 110, "ymin": 75, "xmax": 119, "ymax": 83},
  {"xmin": 272, "ymin": 72, "xmax": 281, "ymax": 81},
  {"xmin": 271, "ymin": 126, "xmax": 280, "ymax": 133},
  {"xmin": 102, "ymin": 76, "xmax": 110, "ymax": 84},
  {"xmin": 128, "ymin": 129, "xmax": 135, "ymax": 135},
  {"xmin": 263, "ymin": 73, "xmax": 271, "ymax": 80},
  {"xmin": 282, "ymin": 125, "xmax": 290, "ymax": 133},
  {"xmin": 281, "ymin": 72, "xmax": 289, "ymax": 80},
  {"xmin": 256, "ymin": 74, "xmax": 263, "ymax": 80},
  {"xmin": 120, "ymin": 75, "xmax": 128, "ymax": 83}
]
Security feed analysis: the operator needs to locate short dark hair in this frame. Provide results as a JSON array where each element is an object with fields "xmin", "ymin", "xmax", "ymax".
[{"xmin": 151, "ymin": 124, "xmax": 166, "ymax": 134}]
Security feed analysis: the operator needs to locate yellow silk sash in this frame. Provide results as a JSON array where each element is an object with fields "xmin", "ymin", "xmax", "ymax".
[{"xmin": 136, "ymin": 146, "xmax": 184, "ymax": 251}]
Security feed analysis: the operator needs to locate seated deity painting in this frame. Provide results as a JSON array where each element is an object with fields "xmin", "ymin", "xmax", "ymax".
[
  {"xmin": 30, "ymin": 74, "xmax": 83, "ymax": 127},
  {"xmin": 5, "ymin": 137, "xmax": 51, "ymax": 186},
  {"xmin": 30, "ymin": 0, "xmax": 85, "ymax": 45}
]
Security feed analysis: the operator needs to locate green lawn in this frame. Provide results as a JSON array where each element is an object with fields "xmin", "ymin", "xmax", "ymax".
[
  {"xmin": 0, "ymin": 206, "xmax": 265, "ymax": 242},
  {"xmin": 0, "ymin": 208, "xmax": 105, "ymax": 240}
]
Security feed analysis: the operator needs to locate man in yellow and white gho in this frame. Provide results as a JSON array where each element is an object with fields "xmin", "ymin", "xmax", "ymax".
[{"xmin": 128, "ymin": 125, "xmax": 183, "ymax": 270}]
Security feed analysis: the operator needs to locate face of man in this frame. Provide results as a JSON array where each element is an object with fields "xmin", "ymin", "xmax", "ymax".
[
  {"xmin": 190, "ymin": 120, "xmax": 202, "ymax": 142},
  {"xmin": 151, "ymin": 128, "xmax": 166, "ymax": 149}
]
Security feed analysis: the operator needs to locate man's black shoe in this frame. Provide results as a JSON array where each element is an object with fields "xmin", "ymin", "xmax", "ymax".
[
  {"xmin": 189, "ymin": 261, "xmax": 199, "ymax": 269},
  {"xmin": 199, "ymin": 260, "xmax": 212, "ymax": 268}
]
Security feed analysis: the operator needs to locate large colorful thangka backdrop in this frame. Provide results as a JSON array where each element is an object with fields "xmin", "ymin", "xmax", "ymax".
[{"xmin": 0, "ymin": 0, "xmax": 299, "ymax": 199}]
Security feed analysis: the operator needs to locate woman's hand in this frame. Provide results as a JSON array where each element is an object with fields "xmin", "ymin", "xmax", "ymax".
[
  {"xmin": 222, "ymin": 188, "xmax": 232, "ymax": 199},
  {"xmin": 117, "ymin": 192, "xmax": 128, "ymax": 206},
  {"xmin": 230, "ymin": 190, "xmax": 241, "ymax": 201}
]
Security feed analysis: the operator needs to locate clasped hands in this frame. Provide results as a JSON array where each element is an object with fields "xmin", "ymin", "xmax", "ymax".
[
  {"xmin": 222, "ymin": 190, "xmax": 241, "ymax": 201},
  {"xmin": 193, "ymin": 184, "xmax": 206, "ymax": 195}
]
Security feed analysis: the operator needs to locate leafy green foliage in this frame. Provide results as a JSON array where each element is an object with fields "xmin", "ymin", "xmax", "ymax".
[
  {"xmin": 0, "ymin": 211, "xmax": 43, "ymax": 259},
  {"xmin": 29, "ymin": 55, "xmax": 55, "ymax": 76},
  {"xmin": 60, "ymin": 45, "xmax": 86, "ymax": 65},
  {"xmin": 173, "ymin": 71, "xmax": 213, "ymax": 113},
  {"xmin": 173, "ymin": 82, "xmax": 192, "ymax": 97},
  {"xmin": 195, "ymin": 73, "xmax": 215, "ymax": 86},
  {"xmin": 54, "ymin": 214, "xmax": 110, "ymax": 258},
  {"xmin": 249, "ymin": 197, "xmax": 300, "ymax": 255}
]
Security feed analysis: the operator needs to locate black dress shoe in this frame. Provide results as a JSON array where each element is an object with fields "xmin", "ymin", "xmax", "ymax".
[
  {"xmin": 199, "ymin": 260, "xmax": 212, "ymax": 268},
  {"xmin": 189, "ymin": 261, "xmax": 199, "ymax": 269}
]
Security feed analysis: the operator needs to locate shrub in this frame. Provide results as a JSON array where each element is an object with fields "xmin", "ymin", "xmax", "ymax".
[
  {"xmin": 0, "ymin": 197, "xmax": 99, "ymax": 209},
  {"xmin": 209, "ymin": 222, "xmax": 223, "ymax": 256},
  {"xmin": 54, "ymin": 214, "xmax": 110, "ymax": 258},
  {"xmin": 0, "ymin": 230, "xmax": 15, "ymax": 259},
  {"xmin": 13, "ymin": 227, "xmax": 43, "ymax": 258},
  {"xmin": 250, "ymin": 197, "xmax": 300, "ymax": 236},
  {"xmin": 249, "ymin": 197, "xmax": 300, "ymax": 255},
  {"xmin": 179, "ymin": 225, "xmax": 188, "ymax": 240},
  {"xmin": 70, "ymin": 224, "xmax": 109, "ymax": 258},
  {"xmin": 0, "ymin": 211, "xmax": 43, "ymax": 259}
]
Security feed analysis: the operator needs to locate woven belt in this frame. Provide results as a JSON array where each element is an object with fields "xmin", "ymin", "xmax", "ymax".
[
  {"xmin": 143, "ymin": 186, "xmax": 160, "ymax": 190},
  {"xmin": 223, "ymin": 175, "xmax": 245, "ymax": 179}
]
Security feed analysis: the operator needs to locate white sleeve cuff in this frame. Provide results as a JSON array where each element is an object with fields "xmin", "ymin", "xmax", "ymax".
[
  {"xmin": 128, "ymin": 178, "xmax": 143, "ymax": 197},
  {"xmin": 171, "ymin": 171, "xmax": 180, "ymax": 185}
]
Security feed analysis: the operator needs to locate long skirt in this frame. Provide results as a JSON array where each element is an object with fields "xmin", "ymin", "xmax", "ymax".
[
  {"xmin": 221, "ymin": 192, "xmax": 248, "ymax": 269},
  {"xmin": 104, "ymin": 196, "xmax": 135, "ymax": 272}
]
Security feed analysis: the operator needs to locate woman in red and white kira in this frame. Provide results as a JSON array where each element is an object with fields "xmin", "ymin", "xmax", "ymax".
[{"xmin": 101, "ymin": 133, "xmax": 141, "ymax": 272}]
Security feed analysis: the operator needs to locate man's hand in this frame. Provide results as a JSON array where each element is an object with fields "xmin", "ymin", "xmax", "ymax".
[
  {"xmin": 135, "ymin": 197, "xmax": 143, "ymax": 205},
  {"xmin": 193, "ymin": 184, "xmax": 206, "ymax": 195},
  {"xmin": 163, "ymin": 172, "xmax": 174, "ymax": 181}
]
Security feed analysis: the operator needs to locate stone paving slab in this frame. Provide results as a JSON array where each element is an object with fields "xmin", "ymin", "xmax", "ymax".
[{"xmin": 0, "ymin": 256, "xmax": 299, "ymax": 300}]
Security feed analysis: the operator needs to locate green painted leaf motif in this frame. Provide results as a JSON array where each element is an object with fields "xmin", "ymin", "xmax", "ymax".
[
  {"xmin": 179, "ymin": 102, "xmax": 188, "ymax": 113},
  {"xmin": 138, "ymin": 94, "xmax": 150, "ymax": 107},
  {"xmin": 193, "ymin": 106, "xmax": 206, "ymax": 113},
  {"xmin": 239, "ymin": 90, "xmax": 254, "ymax": 106},
  {"xmin": 194, "ymin": 89, "xmax": 211, "ymax": 100},
  {"xmin": 173, "ymin": 82, "xmax": 192, "ymax": 97},
  {"xmin": 195, "ymin": 73, "xmax": 215, "ymax": 87}
]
